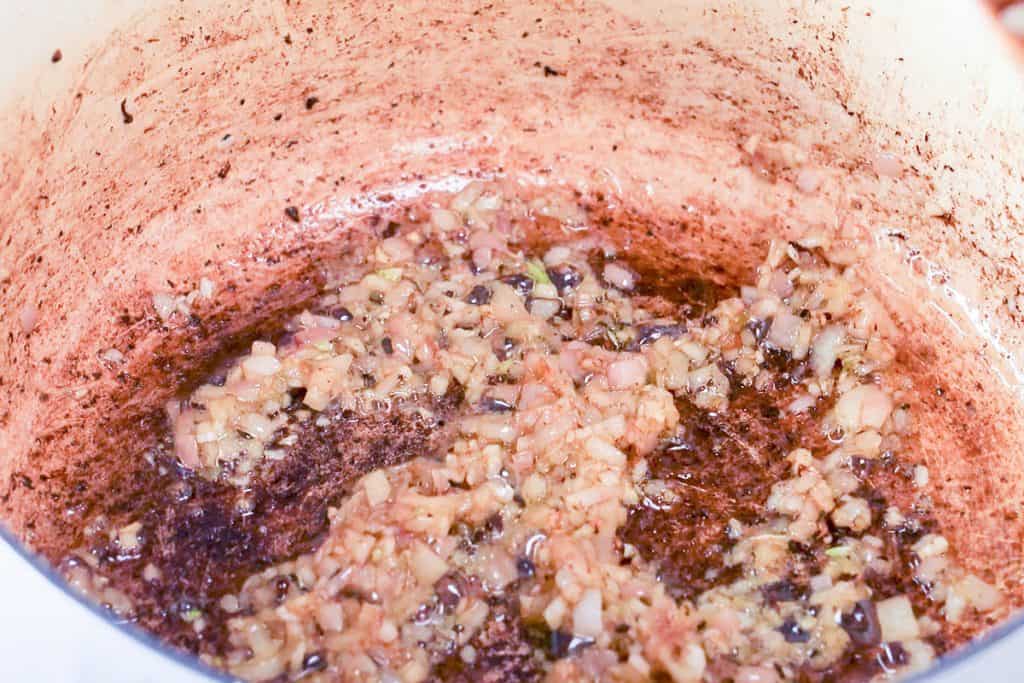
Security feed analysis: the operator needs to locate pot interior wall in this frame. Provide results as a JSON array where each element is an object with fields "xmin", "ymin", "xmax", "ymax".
[{"xmin": 0, "ymin": 0, "xmax": 1022, "ymax": 659}]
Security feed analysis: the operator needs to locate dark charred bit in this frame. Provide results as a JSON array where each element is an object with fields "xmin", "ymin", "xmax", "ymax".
[
  {"xmin": 433, "ymin": 595, "xmax": 544, "ymax": 683},
  {"xmin": 587, "ymin": 251, "xmax": 734, "ymax": 319},
  {"xmin": 618, "ymin": 388, "xmax": 815, "ymax": 602},
  {"xmin": 329, "ymin": 306, "xmax": 353, "ymax": 321},
  {"xmin": 524, "ymin": 620, "xmax": 595, "ymax": 661},
  {"xmin": 305, "ymin": 96, "xmax": 319, "ymax": 110},
  {"xmin": 120, "ymin": 98, "xmax": 134, "ymax": 124},
  {"xmin": 284, "ymin": 206, "xmax": 301, "ymax": 223},
  {"xmin": 471, "ymin": 512, "xmax": 504, "ymax": 545},
  {"xmin": 382, "ymin": 220, "xmax": 401, "ymax": 238},
  {"xmin": 761, "ymin": 579, "xmax": 805, "ymax": 605},
  {"xmin": 51, "ymin": 49, "xmax": 62, "ymax": 63},
  {"xmin": 629, "ymin": 323, "xmax": 685, "ymax": 350},
  {"xmin": 746, "ymin": 317, "xmax": 771, "ymax": 344},
  {"xmin": 501, "ymin": 273, "xmax": 534, "ymax": 296},
  {"xmin": 802, "ymin": 640, "xmax": 908, "ymax": 683},
  {"xmin": 466, "ymin": 284, "xmax": 492, "ymax": 305},
  {"xmin": 516, "ymin": 556, "xmax": 536, "ymax": 579},
  {"xmin": 478, "ymin": 396, "xmax": 514, "ymax": 413},
  {"xmin": 302, "ymin": 652, "xmax": 327, "ymax": 672},
  {"xmin": 778, "ymin": 618, "xmax": 810, "ymax": 643},
  {"xmin": 417, "ymin": 238, "xmax": 450, "ymax": 267},
  {"xmin": 91, "ymin": 397, "xmax": 458, "ymax": 657},
  {"xmin": 840, "ymin": 600, "xmax": 882, "ymax": 647},
  {"xmin": 435, "ymin": 571, "xmax": 468, "ymax": 614},
  {"xmin": 535, "ymin": 62, "xmax": 565, "ymax": 77},
  {"xmin": 546, "ymin": 265, "xmax": 582, "ymax": 293}
]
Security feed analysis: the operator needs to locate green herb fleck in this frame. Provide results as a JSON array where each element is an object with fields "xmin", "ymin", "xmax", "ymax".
[
  {"xmin": 825, "ymin": 545, "xmax": 850, "ymax": 558},
  {"xmin": 182, "ymin": 608, "xmax": 202, "ymax": 622},
  {"xmin": 525, "ymin": 259, "xmax": 552, "ymax": 286}
]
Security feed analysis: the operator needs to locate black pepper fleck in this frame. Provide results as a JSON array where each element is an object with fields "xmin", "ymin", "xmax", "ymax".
[{"xmin": 284, "ymin": 206, "xmax": 300, "ymax": 222}]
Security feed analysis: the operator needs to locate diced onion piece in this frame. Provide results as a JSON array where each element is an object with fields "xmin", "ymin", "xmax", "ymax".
[
  {"xmin": 295, "ymin": 326, "xmax": 339, "ymax": 346},
  {"xmin": 143, "ymin": 563, "xmax": 162, "ymax": 582},
  {"xmin": 544, "ymin": 597, "xmax": 567, "ymax": 629},
  {"xmin": 152, "ymin": 292, "xmax": 176, "ymax": 321},
  {"xmin": 251, "ymin": 340, "xmax": 276, "ymax": 356},
  {"xmin": 902, "ymin": 639, "xmax": 935, "ymax": 673},
  {"xmin": 410, "ymin": 542, "xmax": 449, "ymax": 585},
  {"xmin": 831, "ymin": 496, "xmax": 871, "ymax": 532},
  {"xmin": 573, "ymin": 589, "xmax": 603, "ymax": 639},
  {"xmin": 472, "ymin": 247, "xmax": 493, "ymax": 271},
  {"xmin": 876, "ymin": 595, "xmax": 920, "ymax": 642},
  {"xmin": 117, "ymin": 522, "xmax": 143, "ymax": 551},
  {"xmin": 489, "ymin": 283, "xmax": 529, "ymax": 322},
  {"xmin": 543, "ymin": 246, "xmax": 572, "ymax": 265},
  {"xmin": 912, "ymin": 533, "xmax": 948, "ymax": 559},
  {"xmin": 430, "ymin": 208, "xmax": 459, "ymax": 231},
  {"xmin": 174, "ymin": 411, "xmax": 200, "ymax": 469},
  {"xmin": 363, "ymin": 470, "xmax": 392, "ymax": 506},
  {"xmin": 768, "ymin": 270, "xmax": 793, "ymax": 298},
  {"xmin": 242, "ymin": 354, "xmax": 281, "ymax": 378},
  {"xmin": 238, "ymin": 412, "xmax": 273, "ymax": 439},
  {"xmin": 955, "ymin": 574, "xmax": 1002, "ymax": 612},
  {"xmin": 317, "ymin": 602, "xmax": 344, "ymax": 632},
  {"xmin": 788, "ymin": 394, "xmax": 817, "ymax": 414},
  {"xmin": 379, "ymin": 236, "xmax": 415, "ymax": 263},
  {"xmin": 585, "ymin": 437, "xmax": 627, "ymax": 467},
  {"xmin": 478, "ymin": 546, "xmax": 518, "ymax": 591},
  {"xmin": 834, "ymin": 384, "xmax": 893, "ymax": 432},
  {"xmin": 810, "ymin": 325, "xmax": 844, "ymax": 378},
  {"xmin": 607, "ymin": 356, "xmax": 648, "ymax": 389},
  {"xmin": 603, "ymin": 262, "xmax": 636, "ymax": 291},
  {"xmin": 529, "ymin": 297, "xmax": 561, "ymax": 320},
  {"xmin": 767, "ymin": 312, "xmax": 801, "ymax": 351}
]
